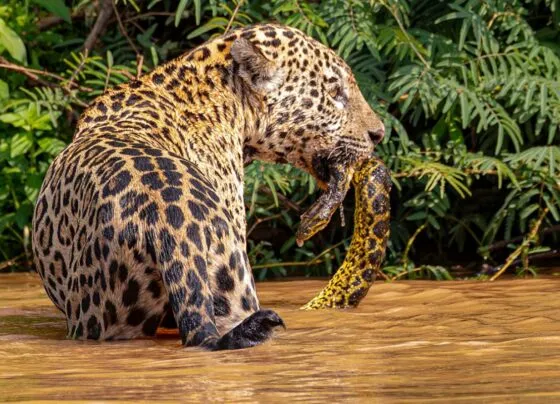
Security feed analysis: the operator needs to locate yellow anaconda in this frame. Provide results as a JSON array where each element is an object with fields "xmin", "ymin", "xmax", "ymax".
[{"xmin": 296, "ymin": 157, "xmax": 392, "ymax": 309}]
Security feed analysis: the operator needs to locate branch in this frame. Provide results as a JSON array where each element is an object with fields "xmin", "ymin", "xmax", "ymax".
[
  {"xmin": 260, "ymin": 186, "xmax": 303, "ymax": 213},
  {"xmin": 111, "ymin": 0, "xmax": 140, "ymax": 56},
  {"xmin": 0, "ymin": 254, "xmax": 25, "ymax": 272},
  {"xmin": 247, "ymin": 213, "xmax": 282, "ymax": 236},
  {"xmin": 382, "ymin": 2, "xmax": 430, "ymax": 68},
  {"xmin": 0, "ymin": 58, "xmax": 54, "ymax": 89},
  {"xmin": 508, "ymin": 250, "xmax": 560, "ymax": 269},
  {"xmin": 252, "ymin": 260, "xmax": 323, "ymax": 269},
  {"xmin": 83, "ymin": 0, "xmax": 114, "ymax": 52},
  {"xmin": 136, "ymin": 55, "xmax": 144, "ymax": 80},
  {"xmin": 402, "ymin": 222, "xmax": 427, "ymax": 269},
  {"xmin": 124, "ymin": 12, "xmax": 175, "ymax": 24},
  {"xmin": 490, "ymin": 208, "xmax": 549, "ymax": 281},
  {"xmin": 65, "ymin": 50, "xmax": 89, "ymax": 92},
  {"xmin": 393, "ymin": 168, "xmax": 498, "ymax": 178},
  {"xmin": 38, "ymin": 15, "xmax": 65, "ymax": 30},
  {"xmin": 225, "ymin": 0, "xmax": 244, "ymax": 34},
  {"xmin": 0, "ymin": 57, "xmax": 92, "ymax": 92},
  {"xmin": 483, "ymin": 224, "xmax": 560, "ymax": 253},
  {"xmin": 38, "ymin": 11, "xmax": 85, "ymax": 31},
  {"xmin": 0, "ymin": 57, "xmax": 91, "ymax": 107},
  {"xmin": 73, "ymin": 0, "xmax": 117, "ymax": 89}
]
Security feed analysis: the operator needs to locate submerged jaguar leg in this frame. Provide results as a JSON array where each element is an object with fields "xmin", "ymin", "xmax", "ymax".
[
  {"xmin": 160, "ymin": 252, "xmax": 220, "ymax": 348},
  {"xmin": 302, "ymin": 158, "xmax": 392, "ymax": 309},
  {"xmin": 162, "ymin": 249, "xmax": 285, "ymax": 350},
  {"xmin": 147, "ymin": 157, "xmax": 285, "ymax": 350}
]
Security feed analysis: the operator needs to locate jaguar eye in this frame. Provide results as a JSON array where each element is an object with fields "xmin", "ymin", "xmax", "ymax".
[{"xmin": 328, "ymin": 86, "xmax": 343, "ymax": 100}]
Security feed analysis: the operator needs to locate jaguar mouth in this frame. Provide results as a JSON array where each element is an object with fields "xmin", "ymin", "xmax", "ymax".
[
  {"xmin": 311, "ymin": 144, "xmax": 368, "ymax": 190},
  {"xmin": 311, "ymin": 154, "xmax": 330, "ymax": 189}
]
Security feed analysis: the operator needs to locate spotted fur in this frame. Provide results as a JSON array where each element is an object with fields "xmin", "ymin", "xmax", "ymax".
[{"xmin": 32, "ymin": 23, "xmax": 384, "ymax": 350}]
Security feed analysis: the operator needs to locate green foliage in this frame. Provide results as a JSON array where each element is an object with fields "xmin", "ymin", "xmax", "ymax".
[
  {"xmin": 0, "ymin": 0, "xmax": 558, "ymax": 277},
  {"xmin": 30, "ymin": 0, "xmax": 72, "ymax": 23},
  {"xmin": 0, "ymin": 18, "xmax": 27, "ymax": 63}
]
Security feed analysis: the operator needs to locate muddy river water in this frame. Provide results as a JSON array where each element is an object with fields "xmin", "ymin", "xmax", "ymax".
[{"xmin": 1, "ymin": 273, "xmax": 559, "ymax": 402}]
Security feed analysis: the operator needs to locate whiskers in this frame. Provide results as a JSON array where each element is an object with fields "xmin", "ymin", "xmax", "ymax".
[
  {"xmin": 328, "ymin": 138, "xmax": 370, "ymax": 165},
  {"xmin": 327, "ymin": 144, "xmax": 349, "ymax": 160}
]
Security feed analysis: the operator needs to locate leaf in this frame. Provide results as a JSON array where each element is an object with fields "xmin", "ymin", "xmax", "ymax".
[
  {"xmin": 263, "ymin": 175, "xmax": 279, "ymax": 207},
  {"xmin": 107, "ymin": 50, "xmax": 114, "ymax": 68},
  {"xmin": 539, "ymin": 83, "xmax": 547, "ymax": 119},
  {"xmin": 175, "ymin": 0, "xmax": 190, "ymax": 27},
  {"xmin": 249, "ymin": 176, "xmax": 260, "ymax": 216},
  {"xmin": 459, "ymin": 92, "xmax": 470, "ymax": 128},
  {"xmin": 15, "ymin": 202, "xmax": 33, "ymax": 229},
  {"xmin": 0, "ymin": 79, "xmax": 9, "ymax": 100},
  {"xmin": 10, "ymin": 133, "xmax": 33, "ymax": 158},
  {"xmin": 0, "ymin": 18, "xmax": 27, "ymax": 63},
  {"xmin": 427, "ymin": 214, "xmax": 440, "ymax": 230},
  {"xmin": 548, "ymin": 124, "xmax": 558, "ymax": 145},
  {"xmin": 0, "ymin": 103, "xmax": 55, "ymax": 131},
  {"xmin": 37, "ymin": 137, "xmax": 67, "ymax": 155},
  {"xmin": 194, "ymin": 0, "xmax": 201, "ymax": 25},
  {"xmin": 187, "ymin": 17, "xmax": 228, "ymax": 39},
  {"xmin": 25, "ymin": 173, "xmax": 44, "ymax": 202},
  {"xmin": 520, "ymin": 204, "xmax": 539, "ymax": 220},
  {"xmin": 406, "ymin": 211, "xmax": 427, "ymax": 221},
  {"xmin": 543, "ymin": 195, "xmax": 559, "ymax": 221},
  {"xmin": 31, "ymin": 0, "xmax": 71, "ymax": 23},
  {"xmin": 0, "ymin": 213, "xmax": 15, "ymax": 233}
]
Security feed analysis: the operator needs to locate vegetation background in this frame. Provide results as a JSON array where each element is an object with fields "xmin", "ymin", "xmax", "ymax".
[{"xmin": 0, "ymin": 0, "xmax": 558, "ymax": 280}]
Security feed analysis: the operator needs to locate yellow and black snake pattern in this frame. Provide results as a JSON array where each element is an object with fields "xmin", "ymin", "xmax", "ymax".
[{"xmin": 297, "ymin": 157, "xmax": 391, "ymax": 309}]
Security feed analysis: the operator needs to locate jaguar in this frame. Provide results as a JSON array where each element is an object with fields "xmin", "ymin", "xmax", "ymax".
[{"xmin": 32, "ymin": 23, "xmax": 385, "ymax": 350}]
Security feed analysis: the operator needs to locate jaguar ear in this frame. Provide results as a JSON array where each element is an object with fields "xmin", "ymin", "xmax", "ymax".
[{"xmin": 231, "ymin": 37, "xmax": 284, "ymax": 92}]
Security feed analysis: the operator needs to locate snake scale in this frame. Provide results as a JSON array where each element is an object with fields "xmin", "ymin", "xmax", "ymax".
[{"xmin": 296, "ymin": 157, "xmax": 392, "ymax": 309}]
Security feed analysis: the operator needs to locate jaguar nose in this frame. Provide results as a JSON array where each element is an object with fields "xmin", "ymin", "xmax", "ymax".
[{"xmin": 367, "ymin": 127, "xmax": 385, "ymax": 146}]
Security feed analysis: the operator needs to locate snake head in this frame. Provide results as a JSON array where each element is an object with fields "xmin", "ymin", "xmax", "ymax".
[{"xmin": 296, "ymin": 164, "xmax": 354, "ymax": 246}]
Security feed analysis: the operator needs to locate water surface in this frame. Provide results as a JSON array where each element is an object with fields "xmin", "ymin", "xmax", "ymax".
[{"xmin": 1, "ymin": 273, "xmax": 560, "ymax": 402}]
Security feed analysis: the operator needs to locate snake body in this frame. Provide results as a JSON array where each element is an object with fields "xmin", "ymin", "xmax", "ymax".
[{"xmin": 297, "ymin": 157, "xmax": 392, "ymax": 309}]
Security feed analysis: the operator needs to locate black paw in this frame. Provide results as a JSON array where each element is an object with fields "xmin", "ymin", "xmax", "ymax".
[
  {"xmin": 213, "ymin": 309, "xmax": 285, "ymax": 350},
  {"xmin": 251, "ymin": 309, "xmax": 286, "ymax": 331}
]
